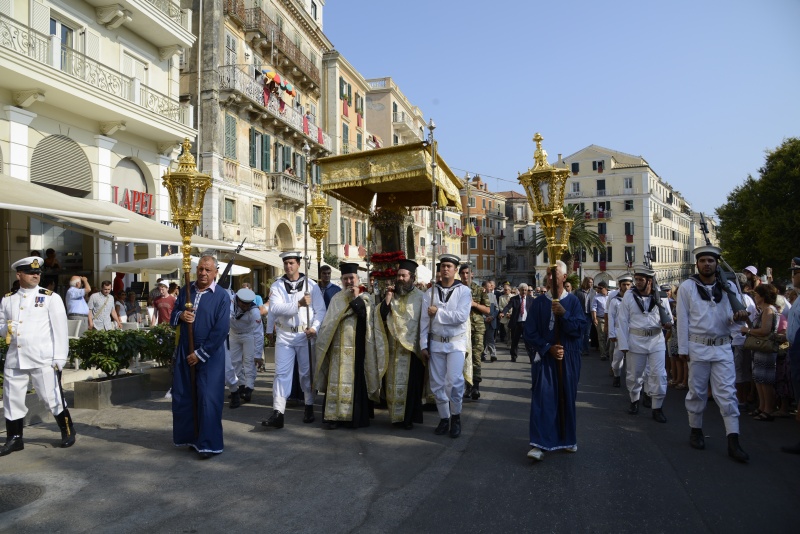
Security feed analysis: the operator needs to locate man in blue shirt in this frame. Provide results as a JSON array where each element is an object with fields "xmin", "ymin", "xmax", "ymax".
[{"xmin": 318, "ymin": 264, "xmax": 341, "ymax": 309}]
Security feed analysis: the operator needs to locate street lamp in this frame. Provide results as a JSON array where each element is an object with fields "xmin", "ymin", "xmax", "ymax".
[
  {"xmin": 517, "ymin": 132, "xmax": 572, "ymax": 439},
  {"xmin": 304, "ymin": 143, "xmax": 333, "ymax": 275},
  {"xmin": 162, "ymin": 137, "xmax": 212, "ymax": 437}
]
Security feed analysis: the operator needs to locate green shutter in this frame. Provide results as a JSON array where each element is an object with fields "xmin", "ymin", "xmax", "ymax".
[
  {"xmin": 261, "ymin": 134, "xmax": 270, "ymax": 172},
  {"xmin": 339, "ymin": 77, "xmax": 344, "ymax": 99},
  {"xmin": 284, "ymin": 146, "xmax": 292, "ymax": 173},
  {"xmin": 225, "ymin": 115, "xmax": 237, "ymax": 159},
  {"xmin": 249, "ymin": 127, "xmax": 257, "ymax": 168}
]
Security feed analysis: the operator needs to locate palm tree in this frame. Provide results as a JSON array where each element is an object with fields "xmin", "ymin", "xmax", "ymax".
[{"xmin": 528, "ymin": 204, "xmax": 605, "ymax": 274}]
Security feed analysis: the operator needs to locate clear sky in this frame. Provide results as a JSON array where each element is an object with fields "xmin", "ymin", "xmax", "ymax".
[{"xmin": 323, "ymin": 0, "xmax": 800, "ymax": 215}]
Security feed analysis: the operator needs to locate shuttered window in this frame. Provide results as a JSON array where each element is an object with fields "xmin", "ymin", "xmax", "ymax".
[
  {"xmin": 224, "ymin": 114, "xmax": 237, "ymax": 159},
  {"xmin": 261, "ymin": 133, "xmax": 270, "ymax": 172},
  {"xmin": 249, "ymin": 127, "xmax": 257, "ymax": 167},
  {"xmin": 30, "ymin": 135, "xmax": 92, "ymax": 195}
]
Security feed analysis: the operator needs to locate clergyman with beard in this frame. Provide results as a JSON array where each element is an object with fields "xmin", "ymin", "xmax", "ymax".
[{"xmin": 375, "ymin": 259, "xmax": 426, "ymax": 429}]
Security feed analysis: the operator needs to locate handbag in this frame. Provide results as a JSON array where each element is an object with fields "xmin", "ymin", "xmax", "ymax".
[{"xmin": 743, "ymin": 333, "xmax": 778, "ymax": 353}]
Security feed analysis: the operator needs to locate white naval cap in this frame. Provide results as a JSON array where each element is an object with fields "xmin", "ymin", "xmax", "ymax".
[
  {"xmin": 236, "ymin": 288, "xmax": 256, "ymax": 303},
  {"xmin": 11, "ymin": 256, "xmax": 44, "ymax": 273},
  {"xmin": 693, "ymin": 245, "xmax": 721, "ymax": 260},
  {"xmin": 279, "ymin": 251, "xmax": 303, "ymax": 261},
  {"xmin": 632, "ymin": 265, "xmax": 655, "ymax": 277},
  {"xmin": 617, "ymin": 273, "xmax": 633, "ymax": 283}
]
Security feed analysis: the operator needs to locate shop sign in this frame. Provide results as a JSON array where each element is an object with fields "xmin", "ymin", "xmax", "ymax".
[{"xmin": 112, "ymin": 186, "xmax": 156, "ymax": 216}]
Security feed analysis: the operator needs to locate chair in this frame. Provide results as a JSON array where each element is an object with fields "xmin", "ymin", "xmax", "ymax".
[{"xmin": 67, "ymin": 319, "xmax": 83, "ymax": 340}]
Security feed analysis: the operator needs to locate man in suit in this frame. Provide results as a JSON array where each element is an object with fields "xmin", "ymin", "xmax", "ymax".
[
  {"xmin": 501, "ymin": 283, "xmax": 536, "ymax": 362},
  {"xmin": 574, "ymin": 277, "xmax": 596, "ymax": 355}
]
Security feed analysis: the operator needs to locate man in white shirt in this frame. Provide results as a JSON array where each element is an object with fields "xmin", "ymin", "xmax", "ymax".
[
  {"xmin": 66, "ymin": 276, "xmax": 91, "ymax": 336},
  {"xmin": 592, "ymin": 282, "xmax": 610, "ymax": 361},
  {"xmin": 420, "ymin": 254, "xmax": 472, "ymax": 439},
  {"xmin": 606, "ymin": 273, "xmax": 633, "ymax": 388}
]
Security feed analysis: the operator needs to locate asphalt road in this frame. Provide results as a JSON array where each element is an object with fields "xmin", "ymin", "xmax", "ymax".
[{"xmin": 1, "ymin": 341, "xmax": 799, "ymax": 533}]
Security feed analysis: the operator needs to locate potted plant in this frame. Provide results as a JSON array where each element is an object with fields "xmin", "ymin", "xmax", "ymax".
[{"xmin": 71, "ymin": 329, "xmax": 152, "ymax": 409}]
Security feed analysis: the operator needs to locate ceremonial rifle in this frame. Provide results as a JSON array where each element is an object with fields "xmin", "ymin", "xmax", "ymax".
[
  {"xmin": 698, "ymin": 213, "xmax": 747, "ymax": 314},
  {"xmin": 218, "ymin": 238, "xmax": 247, "ymax": 290}
]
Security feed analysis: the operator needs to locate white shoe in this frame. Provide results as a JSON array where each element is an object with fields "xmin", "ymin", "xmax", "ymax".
[
  {"xmin": 566, "ymin": 445, "xmax": 578, "ymax": 453},
  {"xmin": 164, "ymin": 388, "xmax": 172, "ymax": 399},
  {"xmin": 527, "ymin": 447, "xmax": 544, "ymax": 461}
]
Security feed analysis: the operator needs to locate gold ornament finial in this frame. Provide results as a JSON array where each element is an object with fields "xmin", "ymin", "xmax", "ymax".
[
  {"xmin": 533, "ymin": 132, "xmax": 549, "ymax": 170},
  {"xmin": 175, "ymin": 138, "xmax": 198, "ymax": 174}
]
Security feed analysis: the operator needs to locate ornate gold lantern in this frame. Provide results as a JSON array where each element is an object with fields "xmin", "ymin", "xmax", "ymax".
[{"xmin": 307, "ymin": 187, "xmax": 333, "ymax": 274}]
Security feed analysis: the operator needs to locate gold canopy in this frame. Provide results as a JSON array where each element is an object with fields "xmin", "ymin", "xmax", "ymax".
[{"xmin": 316, "ymin": 141, "xmax": 463, "ymax": 213}]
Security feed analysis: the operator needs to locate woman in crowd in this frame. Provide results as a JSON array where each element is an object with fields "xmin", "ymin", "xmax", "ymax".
[
  {"xmin": 125, "ymin": 291, "xmax": 143, "ymax": 323},
  {"xmin": 114, "ymin": 290, "xmax": 127, "ymax": 324},
  {"xmin": 743, "ymin": 283, "xmax": 779, "ymax": 421}
]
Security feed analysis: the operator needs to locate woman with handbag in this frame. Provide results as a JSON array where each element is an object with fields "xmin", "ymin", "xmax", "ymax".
[{"xmin": 741, "ymin": 284, "xmax": 779, "ymax": 421}]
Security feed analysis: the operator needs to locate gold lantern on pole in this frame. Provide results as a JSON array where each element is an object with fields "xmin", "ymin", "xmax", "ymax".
[
  {"xmin": 161, "ymin": 137, "xmax": 212, "ymax": 437},
  {"xmin": 517, "ymin": 132, "xmax": 572, "ymax": 438},
  {"xmin": 307, "ymin": 188, "xmax": 333, "ymax": 275}
]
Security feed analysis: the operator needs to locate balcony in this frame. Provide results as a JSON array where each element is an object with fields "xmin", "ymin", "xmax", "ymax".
[
  {"xmin": 597, "ymin": 189, "xmax": 607, "ymax": 197},
  {"xmin": 625, "ymin": 234, "xmax": 634, "ymax": 243},
  {"xmin": 566, "ymin": 191, "xmax": 584, "ymax": 198},
  {"xmin": 0, "ymin": 14, "xmax": 194, "ymax": 140},
  {"xmin": 653, "ymin": 212, "xmax": 663, "ymax": 223},
  {"xmin": 224, "ymin": 0, "xmax": 246, "ymax": 27},
  {"xmin": 585, "ymin": 210, "xmax": 613, "ymax": 220},
  {"xmin": 392, "ymin": 111, "xmax": 416, "ymax": 136},
  {"xmin": 217, "ymin": 65, "xmax": 331, "ymax": 152},
  {"xmin": 598, "ymin": 234, "xmax": 614, "ymax": 243},
  {"xmin": 83, "ymin": 0, "xmax": 194, "ymax": 48},
  {"xmin": 242, "ymin": 6, "xmax": 320, "ymax": 88},
  {"xmin": 599, "ymin": 260, "xmax": 607, "ymax": 271},
  {"xmin": 266, "ymin": 172, "xmax": 306, "ymax": 206}
]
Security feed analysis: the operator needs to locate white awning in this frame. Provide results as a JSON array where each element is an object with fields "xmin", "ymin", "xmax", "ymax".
[
  {"xmin": 0, "ymin": 173, "xmax": 129, "ymax": 222},
  {"xmin": 108, "ymin": 256, "xmax": 251, "ymax": 276}
]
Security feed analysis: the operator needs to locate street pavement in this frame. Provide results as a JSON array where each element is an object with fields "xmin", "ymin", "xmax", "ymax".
[{"xmin": 2, "ymin": 340, "xmax": 799, "ymax": 533}]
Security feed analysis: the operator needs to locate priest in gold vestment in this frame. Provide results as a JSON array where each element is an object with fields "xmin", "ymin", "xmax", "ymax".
[
  {"xmin": 315, "ymin": 263, "xmax": 379, "ymax": 429},
  {"xmin": 375, "ymin": 259, "xmax": 425, "ymax": 429}
]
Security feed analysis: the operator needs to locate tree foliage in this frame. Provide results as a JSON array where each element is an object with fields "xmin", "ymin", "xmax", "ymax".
[
  {"xmin": 529, "ymin": 204, "xmax": 606, "ymax": 273},
  {"xmin": 716, "ymin": 137, "xmax": 800, "ymax": 279}
]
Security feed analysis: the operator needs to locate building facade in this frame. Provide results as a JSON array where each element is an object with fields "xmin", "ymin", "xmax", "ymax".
[
  {"xmin": 560, "ymin": 145, "xmax": 694, "ymax": 287},
  {"xmin": 460, "ymin": 175, "xmax": 506, "ymax": 281},
  {"xmin": 1, "ymin": 0, "xmax": 197, "ymax": 287},
  {"xmin": 365, "ymin": 76, "xmax": 424, "ymax": 148},
  {"xmin": 499, "ymin": 191, "xmax": 539, "ymax": 286}
]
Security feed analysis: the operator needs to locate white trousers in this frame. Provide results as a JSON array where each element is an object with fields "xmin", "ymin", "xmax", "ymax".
[
  {"xmin": 429, "ymin": 350, "xmax": 465, "ymax": 419},
  {"xmin": 273, "ymin": 343, "xmax": 314, "ymax": 413},
  {"xmin": 626, "ymin": 351, "xmax": 667, "ymax": 408},
  {"xmin": 610, "ymin": 342, "xmax": 625, "ymax": 377},
  {"xmin": 685, "ymin": 359, "xmax": 740, "ymax": 435},
  {"xmin": 3, "ymin": 367, "xmax": 65, "ymax": 420},
  {"xmin": 225, "ymin": 332, "xmax": 256, "ymax": 390}
]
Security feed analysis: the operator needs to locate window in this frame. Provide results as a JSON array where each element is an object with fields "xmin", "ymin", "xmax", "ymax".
[
  {"xmin": 224, "ymin": 114, "xmax": 237, "ymax": 159},
  {"xmin": 311, "ymin": 1, "xmax": 317, "ymax": 19},
  {"xmin": 468, "ymin": 196, "xmax": 476, "ymax": 208},
  {"xmin": 482, "ymin": 198, "xmax": 486, "ymax": 209},
  {"xmin": 249, "ymin": 127, "xmax": 258, "ymax": 168},
  {"xmin": 625, "ymin": 221, "xmax": 635, "ymax": 235},
  {"xmin": 571, "ymin": 182, "xmax": 580, "ymax": 193},
  {"xmin": 224, "ymin": 198, "xmax": 236, "ymax": 223},
  {"xmin": 571, "ymin": 162, "xmax": 579, "ymax": 174},
  {"xmin": 593, "ymin": 247, "xmax": 611, "ymax": 262},
  {"xmin": 598, "ymin": 222, "xmax": 607, "ymax": 234},
  {"xmin": 261, "ymin": 133, "xmax": 271, "ymax": 172},
  {"xmin": 356, "ymin": 133, "xmax": 362, "ymax": 151},
  {"xmin": 517, "ymin": 229, "xmax": 524, "ymax": 245},
  {"xmin": 490, "ymin": 238, "xmax": 495, "ymax": 250},
  {"xmin": 342, "ymin": 123, "xmax": 349, "ymax": 145},
  {"xmin": 296, "ymin": 215, "xmax": 303, "ymax": 236},
  {"xmin": 225, "ymin": 32, "xmax": 237, "ymax": 66},
  {"xmin": 624, "ymin": 199, "xmax": 634, "ymax": 211},
  {"xmin": 393, "ymin": 134, "xmax": 399, "ymax": 146},
  {"xmin": 592, "ymin": 160, "xmax": 605, "ymax": 172},
  {"xmin": 650, "ymin": 246, "xmax": 657, "ymax": 262},
  {"xmin": 252, "ymin": 205, "xmax": 262, "ymax": 227},
  {"xmin": 469, "ymin": 237, "xmax": 477, "ymax": 250},
  {"xmin": 482, "ymin": 237, "xmax": 488, "ymax": 249},
  {"xmin": 623, "ymin": 177, "xmax": 633, "ymax": 190},
  {"xmin": 597, "ymin": 179, "xmax": 606, "ymax": 196}
]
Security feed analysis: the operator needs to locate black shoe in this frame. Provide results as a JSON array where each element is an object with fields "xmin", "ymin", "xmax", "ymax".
[
  {"xmin": 241, "ymin": 387, "xmax": 253, "ymax": 403},
  {"xmin": 727, "ymin": 433, "xmax": 749, "ymax": 463},
  {"xmin": 449, "ymin": 414, "xmax": 461, "ymax": 438},
  {"xmin": 463, "ymin": 386, "xmax": 472, "ymax": 399},
  {"xmin": 198, "ymin": 451, "xmax": 213, "ymax": 460},
  {"xmin": 628, "ymin": 401, "xmax": 639, "ymax": 415},
  {"xmin": 652, "ymin": 408, "xmax": 667, "ymax": 423},
  {"xmin": 781, "ymin": 441, "xmax": 800, "ymax": 455},
  {"xmin": 690, "ymin": 428, "xmax": 705, "ymax": 450},
  {"xmin": 480, "ymin": 356, "xmax": 487, "ymax": 362},
  {"xmin": 303, "ymin": 404, "xmax": 315, "ymax": 424},
  {"xmin": 612, "ymin": 377, "xmax": 621, "ymax": 388},
  {"xmin": 434, "ymin": 418, "xmax": 450, "ymax": 435},
  {"xmin": 322, "ymin": 421, "xmax": 340, "ymax": 430},
  {"xmin": 642, "ymin": 393, "xmax": 652, "ymax": 408},
  {"xmin": 229, "ymin": 390, "xmax": 241, "ymax": 409},
  {"xmin": 490, "ymin": 356, "xmax": 497, "ymax": 362},
  {"xmin": 238, "ymin": 384, "xmax": 246, "ymax": 396},
  {"xmin": 600, "ymin": 356, "xmax": 608, "ymax": 361},
  {"xmin": 510, "ymin": 355, "xmax": 517, "ymax": 362},
  {"xmin": 262, "ymin": 410, "xmax": 284, "ymax": 429},
  {"xmin": 471, "ymin": 384, "xmax": 481, "ymax": 400},
  {"xmin": 1, "ymin": 419, "xmax": 24, "ymax": 456},
  {"xmin": 55, "ymin": 410, "xmax": 76, "ymax": 448}
]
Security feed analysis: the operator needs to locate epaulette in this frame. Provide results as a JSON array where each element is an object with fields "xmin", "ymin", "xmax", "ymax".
[
  {"xmin": 39, "ymin": 288, "xmax": 53, "ymax": 296},
  {"xmin": 5, "ymin": 290, "xmax": 17, "ymax": 297}
]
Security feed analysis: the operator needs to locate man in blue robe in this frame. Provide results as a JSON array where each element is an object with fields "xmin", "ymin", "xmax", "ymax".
[
  {"xmin": 170, "ymin": 255, "xmax": 231, "ymax": 459},
  {"xmin": 523, "ymin": 260, "xmax": 587, "ymax": 461}
]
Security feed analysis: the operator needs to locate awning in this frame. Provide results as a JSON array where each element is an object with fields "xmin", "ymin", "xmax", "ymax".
[
  {"xmin": 108, "ymin": 256, "xmax": 251, "ymax": 276},
  {"xmin": 0, "ymin": 173, "xmax": 129, "ymax": 222},
  {"xmin": 55, "ymin": 200, "xmax": 240, "ymax": 251}
]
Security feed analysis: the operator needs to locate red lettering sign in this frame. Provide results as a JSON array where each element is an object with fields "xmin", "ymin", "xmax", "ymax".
[{"xmin": 112, "ymin": 187, "xmax": 155, "ymax": 216}]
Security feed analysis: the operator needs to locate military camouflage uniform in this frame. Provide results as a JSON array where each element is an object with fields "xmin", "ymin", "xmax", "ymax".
[{"xmin": 469, "ymin": 282, "xmax": 490, "ymax": 384}]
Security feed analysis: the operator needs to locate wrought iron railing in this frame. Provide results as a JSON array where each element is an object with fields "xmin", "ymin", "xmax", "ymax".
[
  {"xmin": 143, "ymin": 0, "xmax": 184, "ymax": 25},
  {"xmin": 62, "ymin": 44, "xmax": 130, "ymax": 99},
  {"xmin": 0, "ymin": 15, "xmax": 50, "ymax": 62}
]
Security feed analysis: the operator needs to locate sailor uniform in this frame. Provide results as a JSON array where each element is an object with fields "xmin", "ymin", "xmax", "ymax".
[
  {"xmin": 677, "ymin": 276, "xmax": 740, "ymax": 435},
  {"xmin": 607, "ymin": 290, "xmax": 625, "ymax": 378},
  {"xmin": 267, "ymin": 274, "xmax": 326, "ymax": 413},
  {"xmin": 419, "ymin": 280, "xmax": 472, "ymax": 420},
  {"xmin": 618, "ymin": 289, "xmax": 672, "ymax": 409},
  {"xmin": 225, "ymin": 292, "xmax": 263, "ymax": 393}
]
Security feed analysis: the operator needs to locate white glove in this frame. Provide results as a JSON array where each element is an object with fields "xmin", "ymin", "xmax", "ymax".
[{"xmin": 53, "ymin": 359, "xmax": 66, "ymax": 371}]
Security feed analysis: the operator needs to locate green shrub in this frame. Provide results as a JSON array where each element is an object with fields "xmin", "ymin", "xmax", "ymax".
[
  {"xmin": 145, "ymin": 323, "xmax": 177, "ymax": 367},
  {"xmin": 70, "ymin": 329, "xmax": 150, "ymax": 377}
]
